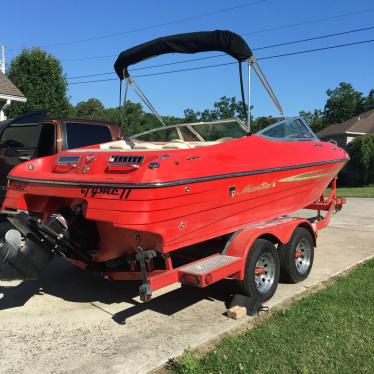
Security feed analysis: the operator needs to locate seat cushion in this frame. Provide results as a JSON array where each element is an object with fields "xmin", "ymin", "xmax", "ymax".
[
  {"xmin": 162, "ymin": 142, "xmax": 192, "ymax": 149},
  {"xmin": 100, "ymin": 140, "xmax": 132, "ymax": 150},
  {"xmin": 133, "ymin": 142, "xmax": 164, "ymax": 150}
]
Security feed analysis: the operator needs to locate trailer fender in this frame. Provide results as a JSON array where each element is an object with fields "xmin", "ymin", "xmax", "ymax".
[{"xmin": 223, "ymin": 217, "xmax": 316, "ymax": 279}]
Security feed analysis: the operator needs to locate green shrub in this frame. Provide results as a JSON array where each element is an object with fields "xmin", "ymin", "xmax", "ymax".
[{"xmin": 347, "ymin": 135, "xmax": 374, "ymax": 185}]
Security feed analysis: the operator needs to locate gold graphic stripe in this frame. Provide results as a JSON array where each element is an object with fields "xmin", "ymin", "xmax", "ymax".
[{"xmin": 279, "ymin": 170, "xmax": 336, "ymax": 182}]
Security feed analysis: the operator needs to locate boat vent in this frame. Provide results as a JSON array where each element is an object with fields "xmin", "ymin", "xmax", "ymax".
[{"xmin": 109, "ymin": 155, "xmax": 144, "ymax": 164}]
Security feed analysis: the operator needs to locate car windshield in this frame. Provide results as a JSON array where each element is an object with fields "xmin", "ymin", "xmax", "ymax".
[{"xmin": 131, "ymin": 118, "xmax": 248, "ymax": 142}]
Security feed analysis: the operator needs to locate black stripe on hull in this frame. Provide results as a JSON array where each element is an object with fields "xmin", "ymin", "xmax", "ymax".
[{"xmin": 7, "ymin": 158, "xmax": 348, "ymax": 190}]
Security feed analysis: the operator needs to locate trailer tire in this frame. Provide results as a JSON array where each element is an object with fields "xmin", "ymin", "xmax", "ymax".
[
  {"xmin": 236, "ymin": 239, "xmax": 280, "ymax": 302},
  {"xmin": 279, "ymin": 227, "xmax": 314, "ymax": 283}
]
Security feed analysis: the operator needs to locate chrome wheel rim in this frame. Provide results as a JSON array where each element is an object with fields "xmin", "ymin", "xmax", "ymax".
[
  {"xmin": 254, "ymin": 252, "xmax": 276, "ymax": 294},
  {"xmin": 294, "ymin": 238, "xmax": 312, "ymax": 274}
]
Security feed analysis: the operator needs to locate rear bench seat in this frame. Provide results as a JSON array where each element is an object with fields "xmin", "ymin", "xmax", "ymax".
[
  {"xmin": 100, "ymin": 139, "xmax": 231, "ymax": 150},
  {"xmin": 100, "ymin": 140, "xmax": 133, "ymax": 150}
]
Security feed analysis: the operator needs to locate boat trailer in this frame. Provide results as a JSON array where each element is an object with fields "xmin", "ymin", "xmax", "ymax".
[{"xmin": 0, "ymin": 179, "xmax": 345, "ymax": 314}]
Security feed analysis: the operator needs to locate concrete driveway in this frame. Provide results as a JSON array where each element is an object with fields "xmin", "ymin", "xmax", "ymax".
[{"xmin": 1, "ymin": 198, "xmax": 373, "ymax": 374}]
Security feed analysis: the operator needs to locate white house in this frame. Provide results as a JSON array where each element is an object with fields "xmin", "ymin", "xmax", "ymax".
[
  {"xmin": 317, "ymin": 109, "xmax": 374, "ymax": 148},
  {"xmin": 0, "ymin": 72, "xmax": 27, "ymax": 120}
]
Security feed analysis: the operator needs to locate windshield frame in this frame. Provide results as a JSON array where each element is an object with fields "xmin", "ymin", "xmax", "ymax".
[{"xmin": 130, "ymin": 118, "xmax": 248, "ymax": 142}]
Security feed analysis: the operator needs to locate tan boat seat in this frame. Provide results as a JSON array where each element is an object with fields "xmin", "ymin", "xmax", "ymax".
[
  {"xmin": 192, "ymin": 141, "xmax": 217, "ymax": 148},
  {"xmin": 100, "ymin": 140, "xmax": 132, "ymax": 150},
  {"xmin": 100, "ymin": 137, "xmax": 234, "ymax": 151},
  {"xmin": 133, "ymin": 143, "xmax": 164, "ymax": 150},
  {"xmin": 162, "ymin": 141, "xmax": 192, "ymax": 149}
]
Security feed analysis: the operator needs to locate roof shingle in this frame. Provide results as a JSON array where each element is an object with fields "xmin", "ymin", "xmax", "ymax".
[
  {"xmin": 0, "ymin": 72, "xmax": 26, "ymax": 100},
  {"xmin": 317, "ymin": 109, "xmax": 374, "ymax": 137}
]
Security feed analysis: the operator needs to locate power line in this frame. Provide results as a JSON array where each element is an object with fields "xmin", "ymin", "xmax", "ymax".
[
  {"xmin": 67, "ymin": 25, "xmax": 374, "ymax": 80},
  {"xmin": 30, "ymin": 0, "xmax": 267, "ymax": 49},
  {"xmin": 257, "ymin": 38, "xmax": 374, "ymax": 60},
  {"xmin": 243, "ymin": 7, "xmax": 374, "ymax": 36},
  {"xmin": 61, "ymin": 7, "xmax": 374, "ymax": 63},
  {"xmin": 62, "ymin": 54, "xmax": 117, "ymax": 63},
  {"xmin": 252, "ymin": 25, "xmax": 374, "ymax": 50},
  {"xmin": 68, "ymin": 38, "xmax": 374, "ymax": 85}
]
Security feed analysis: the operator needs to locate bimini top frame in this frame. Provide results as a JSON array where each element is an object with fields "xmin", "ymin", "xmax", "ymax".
[{"xmin": 114, "ymin": 30, "xmax": 284, "ymax": 133}]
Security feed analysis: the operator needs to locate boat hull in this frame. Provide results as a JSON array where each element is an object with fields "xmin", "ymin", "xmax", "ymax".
[{"xmin": 4, "ymin": 158, "xmax": 346, "ymax": 260}]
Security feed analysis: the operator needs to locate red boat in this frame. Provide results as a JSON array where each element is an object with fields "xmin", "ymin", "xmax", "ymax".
[{"xmin": 0, "ymin": 31, "xmax": 348, "ymax": 307}]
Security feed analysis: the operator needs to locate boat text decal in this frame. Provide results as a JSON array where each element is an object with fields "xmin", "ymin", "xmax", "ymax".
[
  {"xmin": 80, "ymin": 187, "xmax": 131, "ymax": 199},
  {"xmin": 237, "ymin": 180, "xmax": 276, "ymax": 195},
  {"xmin": 8, "ymin": 181, "xmax": 28, "ymax": 191}
]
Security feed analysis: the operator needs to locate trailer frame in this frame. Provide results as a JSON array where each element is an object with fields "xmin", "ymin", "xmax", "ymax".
[{"xmin": 99, "ymin": 178, "xmax": 345, "ymax": 301}]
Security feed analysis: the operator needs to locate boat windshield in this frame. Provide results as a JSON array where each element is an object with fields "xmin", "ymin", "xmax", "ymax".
[
  {"xmin": 130, "ymin": 117, "xmax": 317, "ymax": 144},
  {"xmin": 256, "ymin": 117, "xmax": 318, "ymax": 141},
  {"xmin": 131, "ymin": 118, "xmax": 248, "ymax": 142}
]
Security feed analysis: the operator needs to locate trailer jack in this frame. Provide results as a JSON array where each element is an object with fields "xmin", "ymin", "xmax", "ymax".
[{"xmin": 135, "ymin": 234, "xmax": 157, "ymax": 301}]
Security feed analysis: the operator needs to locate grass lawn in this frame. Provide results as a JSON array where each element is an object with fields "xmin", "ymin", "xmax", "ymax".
[
  {"xmin": 336, "ymin": 186, "xmax": 374, "ymax": 198},
  {"xmin": 169, "ymin": 259, "xmax": 374, "ymax": 373}
]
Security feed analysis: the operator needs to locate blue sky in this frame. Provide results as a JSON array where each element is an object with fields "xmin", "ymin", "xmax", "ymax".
[{"xmin": 2, "ymin": 0, "xmax": 374, "ymax": 118}]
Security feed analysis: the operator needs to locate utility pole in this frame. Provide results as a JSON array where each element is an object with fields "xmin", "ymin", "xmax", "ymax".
[
  {"xmin": 1, "ymin": 45, "xmax": 5, "ymax": 73},
  {"xmin": 1, "ymin": 45, "xmax": 10, "ymax": 120}
]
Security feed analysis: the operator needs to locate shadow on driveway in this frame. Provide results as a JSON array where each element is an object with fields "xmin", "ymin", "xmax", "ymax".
[{"xmin": 0, "ymin": 258, "xmax": 235, "ymax": 324}]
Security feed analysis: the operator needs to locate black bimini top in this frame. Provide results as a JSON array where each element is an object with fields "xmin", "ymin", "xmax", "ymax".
[{"xmin": 114, "ymin": 30, "xmax": 252, "ymax": 79}]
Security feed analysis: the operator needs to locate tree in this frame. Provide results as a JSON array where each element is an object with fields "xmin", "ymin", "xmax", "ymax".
[
  {"xmin": 121, "ymin": 101, "xmax": 152, "ymax": 135},
  {"xmin": 348, "ymin": 135, "xmax": 374, "ymax": 185},
  {"xmin": 184, "ymin": 108, "xmax": 200, "ymax": 123},
  {"xmin": 299, "ymin": 109, "xmax": 325, "ymax": 133},
  {"xmin": 75, "ymin": 98, "xmax": 105, "ymax": 119},
  {"xmin": 363, "ymin": 89, "xmax": 374, "ymax": 112},
  {"xmin": 251, "ymin": 116, "xmax": 278, "ymax": 133},
  {"xmin": 7, "ymin": 48, "xmax": 70, "ymax": 117},
  {"xmin": 323, "ymin": 82, "xmax": 366, "ymax": 125},
  {"xmin": 184, "ymin": 96, "xmax": 248, "ymax": 123},
  {"xmin": 66, "ymin": 103, "xmax": 77, "ymax": 118}
]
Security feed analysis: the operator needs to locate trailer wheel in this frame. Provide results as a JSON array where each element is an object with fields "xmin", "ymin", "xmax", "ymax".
[
  {"xmin": 236, "ymin": 239, "xmax": 280, "ymax": 302},
  {"xmin": 279, "ymin": 227, "xmax": 314, "ymax": 283}
]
